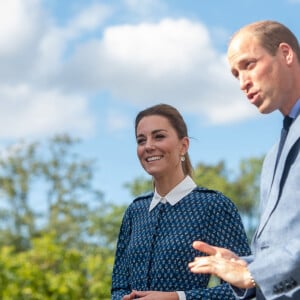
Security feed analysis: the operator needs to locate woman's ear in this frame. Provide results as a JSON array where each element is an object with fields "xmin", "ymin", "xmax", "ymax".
[{"xmin": 181, "ymin": 136, "xmax": 189, "ymax": 154}]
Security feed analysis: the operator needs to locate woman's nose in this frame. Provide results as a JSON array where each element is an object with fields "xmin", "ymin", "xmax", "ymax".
[{"xmin": 145, "ymin": 140, "xmax": 155, "ymax": 150}]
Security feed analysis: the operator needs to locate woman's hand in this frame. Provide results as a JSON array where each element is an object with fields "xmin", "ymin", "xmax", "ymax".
[{"xmin": 123, "ymin": 290, "xmax": 179, "ymax": 299}]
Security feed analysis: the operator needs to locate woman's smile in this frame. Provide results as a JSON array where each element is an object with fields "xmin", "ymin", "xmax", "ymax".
[{"xmin": 145, "ymin": 155, "xmax": 163, "ymax": 162}]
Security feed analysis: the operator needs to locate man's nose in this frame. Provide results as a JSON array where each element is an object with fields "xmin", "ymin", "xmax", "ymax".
[{"xmin": 240, "ymin": 73, "xmax": 251, "ymax": 93}]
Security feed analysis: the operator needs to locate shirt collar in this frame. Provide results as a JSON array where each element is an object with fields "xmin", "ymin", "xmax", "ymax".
[
  {"xmin": 288, "ymin": 98, "xmax": 300, "ymax": 119},
  {"xmin": 149, "ymin": 175, "xmax": 197, "ymax": 212}
]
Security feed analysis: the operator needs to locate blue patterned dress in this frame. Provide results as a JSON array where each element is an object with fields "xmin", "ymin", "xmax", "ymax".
[{"xmin": 111, "ymin": 187, "xmax": 251, "ymax": 299}]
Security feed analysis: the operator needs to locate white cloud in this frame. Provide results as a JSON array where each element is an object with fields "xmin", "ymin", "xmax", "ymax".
[
  {"xmin": 0, "ymin": 0, "xmax": 107, "ymax": 140},
  {"xmin": 35, "ymin": 2, "xmax": 112, "ymax": 77},
  {"xmin": 0, "ymin": 0, "xmax": 47, "ymax": 82},
  {"xmin": 104, "ymin": 19, "xmax": 210, "ymax": 75},
  {"xmin": 59, "ymin": 18, "xmax": 254, "ymax": 124},
  {"xmin": 0, "ymin": 84, "xmax": 94, "ymax": 139},
  {"xmin": 0, "ymin": 0, "xmax": 256, "ymax": 143},
  {"xmin": 69, "ymin": 3, "xmax": 112, "ymax": 32},
  {"xmin": 0, "ymin": 0, "xmax": 43, "ymax": 55}
]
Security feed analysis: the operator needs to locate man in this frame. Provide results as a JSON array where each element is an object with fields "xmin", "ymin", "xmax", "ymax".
[{"xmin": 189, "ymin": 20, "xmax": 300, "ymax": 299}]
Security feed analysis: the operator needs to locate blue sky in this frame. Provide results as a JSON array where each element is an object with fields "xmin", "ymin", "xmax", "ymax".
[{"xmin": 0, "ymin": 0, "xmax": 299, "ymax": 205}]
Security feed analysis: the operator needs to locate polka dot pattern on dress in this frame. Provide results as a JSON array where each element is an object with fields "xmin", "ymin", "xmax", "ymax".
[{"xmin": 111, "ymin": 187, "xmax": 251, "ymax": 300}]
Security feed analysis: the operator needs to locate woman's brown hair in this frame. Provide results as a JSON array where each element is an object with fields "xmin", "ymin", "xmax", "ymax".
[{"xmin": 135, "ymin": 103, "xmax": 193, "ymax": 177}]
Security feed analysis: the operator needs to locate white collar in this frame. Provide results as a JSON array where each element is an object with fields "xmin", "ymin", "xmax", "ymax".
[{"xmin": 149, "ymin": 175, "xmax": 196, "ymax": 212}]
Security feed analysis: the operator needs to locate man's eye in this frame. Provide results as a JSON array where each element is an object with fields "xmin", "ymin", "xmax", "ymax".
[{"xmin": 246, "ymin": 61, "xmax": 255, "ymax": 69}]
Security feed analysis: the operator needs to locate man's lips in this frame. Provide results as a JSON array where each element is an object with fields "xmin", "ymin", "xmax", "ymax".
[{"xmin": 247, "ymin": 91, "xmax": 259, "ymax": 104}]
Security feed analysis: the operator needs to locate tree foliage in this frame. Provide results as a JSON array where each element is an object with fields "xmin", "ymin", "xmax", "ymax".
[
  {"xmin": 124, "ymin": 176, "xmax": 153, "ymax": 198},
  {"xmin": 0, "ymin": 232, "xmax": 112, "ymax": 300},
  {"xmin": 0, "ymin": 135, "xmax": 104, "ymax": 251},
  {"xmin": 0, "ymin": 141, "xmax": 40, "ymax": 250},
  {"xmin": 0, "ymin": 135, "xmax": 117, "ymax": 298}
]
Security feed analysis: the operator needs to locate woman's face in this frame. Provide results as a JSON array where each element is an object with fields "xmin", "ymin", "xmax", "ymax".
[{"xmin": 136, "ymin": 115, "xmax": 188, "ymax": 179}]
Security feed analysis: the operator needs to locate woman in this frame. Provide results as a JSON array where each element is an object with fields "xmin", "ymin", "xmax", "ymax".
[{"xmin": 111, "ymin": 103, "xmax": 251, "ymax": 299}]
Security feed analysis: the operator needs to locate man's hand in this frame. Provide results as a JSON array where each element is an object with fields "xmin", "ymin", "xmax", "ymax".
[{"xmin": 188, "ymin": 241, "xmax": 254, "ymax": 289}]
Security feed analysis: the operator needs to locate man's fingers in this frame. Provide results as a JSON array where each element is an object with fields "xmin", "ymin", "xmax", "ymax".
[
  {"xmin": 188, "ymin": 257, "xmax": 216, "ymax": 275},
  {"xmin": 192, "ymin": 241, "xmax": 217, "ymax": 255}
]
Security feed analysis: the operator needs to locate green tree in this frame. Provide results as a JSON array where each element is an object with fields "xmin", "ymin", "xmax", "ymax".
[
  {"xmin": 124, "ymin": 175, "xmax": 153, "ymax": 198},
  {"xmin": 89, "ymin": 202, "xmax": 127, "ymax": 250},
  {"xmin": 40, "ymin": 135, "xmax": 103, "ymax": 249},
  {"xmin": 0, "ymin": 135, "xmax": 103, "ymax": 251},
  {"xmin": 0, "ymin": 232, "xmax": 113, "ymax": 300},
  {"xmin": 0, "ymin": 134, "xmax": 121, "ymax": 298},
  {"xmin": 233, "ymin": 157, "xmax": 263, "ymax": 237},
  {"xmin": 0, "ymin": 141, "xmax": 40, "ymax": 250}
]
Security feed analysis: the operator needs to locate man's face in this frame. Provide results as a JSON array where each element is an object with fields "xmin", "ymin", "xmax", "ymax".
[{"xmin": 227, "ymin": 32, "xmax": 289, "ymax": 114}]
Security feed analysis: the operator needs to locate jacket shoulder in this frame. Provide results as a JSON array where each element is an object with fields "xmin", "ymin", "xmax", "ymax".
[
  {"xmin": 193, "ymin": 186, "xmax": 220, "ymax": 195},
  {"xmin": 191, "ymin": 186, "xmax": 237, "ymax": 208},
  {"xmin": 132, "ymin": 191, "xmax": 153, "ymax": 203}
]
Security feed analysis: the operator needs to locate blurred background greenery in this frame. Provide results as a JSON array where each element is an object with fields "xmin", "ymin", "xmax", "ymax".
[{"xmin": 0, "ymin": 134, "xmax": 262, "ymax": 299}]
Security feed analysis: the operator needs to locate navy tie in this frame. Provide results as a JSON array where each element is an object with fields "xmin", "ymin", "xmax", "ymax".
[{"xmin": 275, "ymin": 115, "xmax": 293, "ymax": 167}]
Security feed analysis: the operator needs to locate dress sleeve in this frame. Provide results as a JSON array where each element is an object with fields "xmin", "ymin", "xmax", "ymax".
[
  {"xmin": 184, "ymin": 283, "xmax": 238, "ymax": 299},
  {"xmin": 204, "ymin": 192, "xmax": 251, "ymax": 255},
  {"xmin": 111, "ymin": 206, "xmax": 132, "ymax": 299},
  {"xmin": 185, "ymin": 192, "xmax": 252, "ymax": 300}
]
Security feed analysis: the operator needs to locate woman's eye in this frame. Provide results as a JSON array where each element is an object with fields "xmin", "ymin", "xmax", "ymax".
[
  {"xmin": 137, "ymin": 138, "xmax": 145, "ymax": 145},
  {"xmin": 155, "ymin": 134, "xmax": 165, "ymax": 139}
]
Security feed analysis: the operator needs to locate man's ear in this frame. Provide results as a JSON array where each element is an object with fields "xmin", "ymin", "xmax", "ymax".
[{"xmin": 279, "ymin": 42, "xmax": 294, "ymax": 65}]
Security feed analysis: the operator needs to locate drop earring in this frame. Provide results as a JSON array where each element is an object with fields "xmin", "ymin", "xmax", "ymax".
[{"xmin": 181, "ymin": 155, "xmax": 185, "ymax": 162}]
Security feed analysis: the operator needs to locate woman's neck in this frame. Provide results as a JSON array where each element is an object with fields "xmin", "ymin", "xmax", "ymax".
[{"xmin": 154, "ymin": 172, "xmax": 186, "ymax": 197}]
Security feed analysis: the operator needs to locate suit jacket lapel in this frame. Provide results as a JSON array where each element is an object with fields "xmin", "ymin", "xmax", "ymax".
[{"xmin": 256, "ymin": 115, "xmax": 300, "ymax": 238}]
